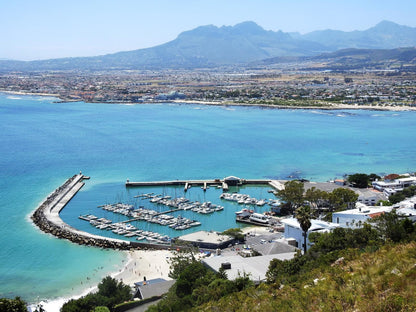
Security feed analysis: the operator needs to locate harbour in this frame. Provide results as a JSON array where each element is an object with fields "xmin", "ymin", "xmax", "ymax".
[{"xmin": 33, "ymin": 173, "xmax": 284, "ymax": 249}]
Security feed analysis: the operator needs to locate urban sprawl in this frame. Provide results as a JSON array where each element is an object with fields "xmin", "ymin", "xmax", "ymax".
[{"xmin": 1, "ymin": 66, "xmax": 416, "ymax": 108}]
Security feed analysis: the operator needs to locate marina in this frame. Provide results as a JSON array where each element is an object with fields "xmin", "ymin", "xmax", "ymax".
[
  {"xmin": 77, "ymin": 184, "xmax": 279, "ymax": 243},
  {"xmin": 33, "ymin": 173, "xmax": 284, "ymax": 249}
]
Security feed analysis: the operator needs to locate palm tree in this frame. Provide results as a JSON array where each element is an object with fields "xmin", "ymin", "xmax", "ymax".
[{"xmin": 296, "ymin": 205, "xmax": 312, "ymax": 254}]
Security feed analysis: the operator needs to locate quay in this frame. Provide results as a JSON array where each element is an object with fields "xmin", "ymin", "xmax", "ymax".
[{"xmin": 126, "ymin": 176, "xmax": 286, "ymax": 192}]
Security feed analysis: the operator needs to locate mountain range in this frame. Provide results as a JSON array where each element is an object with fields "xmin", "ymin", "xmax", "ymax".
[{"xmin": 1, "ymin": 20, "xmax": 416, "ymax": 71}]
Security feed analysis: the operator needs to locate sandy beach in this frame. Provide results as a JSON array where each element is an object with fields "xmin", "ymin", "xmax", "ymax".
[
  {"xmin": 34, "ymin": 249, "xmax": 174, "ymax": 312},
  {"xmin": 112, "ymin": 249, "xmax": 174, "ymax": 287},
  {"xmin": 173, "ymin": 99, "xmax": 416, "ymax": 112}
]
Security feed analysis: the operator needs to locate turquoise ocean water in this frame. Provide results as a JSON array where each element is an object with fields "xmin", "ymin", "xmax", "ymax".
[{"xmin": 1, "ymin": 93, "xmax": 415, "ymax": 304}]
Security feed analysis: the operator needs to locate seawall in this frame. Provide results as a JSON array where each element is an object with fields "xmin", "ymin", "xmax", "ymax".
[{"xmin": 31, "ymin": 174, "xmax": 132, "ymax": 250}]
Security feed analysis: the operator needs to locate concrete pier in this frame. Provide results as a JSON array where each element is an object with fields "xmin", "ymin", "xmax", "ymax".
[
  {"xmin": 269, "ymin": 180, "xmax": 285, "ymax": 191},
  {"xmin": 126, "ymin": 179, "xmax": 220, "ymax": 187},
  {"xmin": 125, "ymin": 177, "xmax": 284, "ymax": 192}
]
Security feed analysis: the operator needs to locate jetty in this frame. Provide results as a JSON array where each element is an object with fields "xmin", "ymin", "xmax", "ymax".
[{"xmin": 126, "ymin": 176, "xmax": 285, "ymax": 192}]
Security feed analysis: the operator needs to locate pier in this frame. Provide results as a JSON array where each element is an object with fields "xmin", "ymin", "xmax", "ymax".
[
  {"xmin": 126, "ymin": 179, "xmax": 220, "ymax": 187},
  {"xmin": 125, "ymin": 176, "xmax": 285, "ymax": 192}
]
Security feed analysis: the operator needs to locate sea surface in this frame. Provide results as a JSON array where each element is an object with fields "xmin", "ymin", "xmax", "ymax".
[{"xmin": 1, "ymin": 93, "xmax": 415, "ymax": 305}]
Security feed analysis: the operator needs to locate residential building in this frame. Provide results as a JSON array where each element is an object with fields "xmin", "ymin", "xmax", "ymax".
[
  {"xmin": 281, "ymin": 218, "xmax": 340, "ymax": 251},
  {"xmin": 332, "ymin": 202, "xmax": 392, "ymax": 228}
]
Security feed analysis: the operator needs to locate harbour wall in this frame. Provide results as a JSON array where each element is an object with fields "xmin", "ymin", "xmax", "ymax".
[
  {"xmin": 126, "ymin": 178, "xmax": 285, "ymax": 192},
  {"xmin": 31, "ymin": 174, "xmax": 139, "ymax": 250}
]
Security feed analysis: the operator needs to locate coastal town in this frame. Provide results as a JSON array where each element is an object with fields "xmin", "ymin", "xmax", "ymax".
[
  {"xmin": 2, "ymin": 3, "xmax": 416, "ymax": 310},
  {"xmin": 1, "ymin": 67, "xmax": 416, "ymax": 109},
  {"xmin": 30, "ymin": 170, "xmax": 416, "ymax": 311}
]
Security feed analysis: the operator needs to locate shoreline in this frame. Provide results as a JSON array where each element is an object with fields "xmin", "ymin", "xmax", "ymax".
[
  {"xmin": 34, "ymin": 249, "xmax": 174, "ymax": 312},
  {"xmin": 2, "ymin": 90, "xmax": 416, "ymax": 112}
]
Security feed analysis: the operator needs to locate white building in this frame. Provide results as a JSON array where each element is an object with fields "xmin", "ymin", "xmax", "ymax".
[
  {"xmin": 332, "ymin": 202, "xmax": 393, "ymax": 228},
  {"xmin": 355, "ymin": 188, "xmax": 386, "ymax": 206},
  {"xmin": 372, "ymin": 176, "xmax": 416, "ymax": 197},
  {"xmin": 281, "ymin": 218, "xmax": 340, "ymax": 251},
  {"xmin": 394, "ymin": 195, "xmax": 416, "ymax": 222}
]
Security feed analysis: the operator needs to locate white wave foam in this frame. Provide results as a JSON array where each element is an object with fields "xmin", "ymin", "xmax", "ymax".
[{"xmin": 28, "ymin": 285, "xmax": 97, "ymax": 312}]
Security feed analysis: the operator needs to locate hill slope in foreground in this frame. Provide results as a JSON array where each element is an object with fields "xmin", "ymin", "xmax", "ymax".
[{"xmin": 197, "ymin": 242, "xmax": 416, "ymax": 312}]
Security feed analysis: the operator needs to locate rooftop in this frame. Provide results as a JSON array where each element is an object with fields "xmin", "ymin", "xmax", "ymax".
[
  {"xmin": 177, "ymin": 230, "xmax": 234, "ymax": 249},
  {"xmin": 333, "ymin": 203, "xmax": 392, "ymax": 217},
  {"xmin": 134, "ymin": 278, "xmax": 175, "ymax": 299},
  {"xmin": 282, "ymin": 218, "xmax": 340, "ymax": 232},
  {"xmin": 203, "ymin": 252, "xmax": 296, "ymax": 283}
]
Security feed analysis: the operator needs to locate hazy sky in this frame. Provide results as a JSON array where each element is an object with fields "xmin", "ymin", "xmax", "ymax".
[{"xmin": 1, "ymin": 0, "xmax": 415, "ymax": 60}]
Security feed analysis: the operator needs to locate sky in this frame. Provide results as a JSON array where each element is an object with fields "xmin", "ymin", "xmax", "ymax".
[{"xmin": 1, "ymin": 0, "xmax": 415, "ymax": 61}]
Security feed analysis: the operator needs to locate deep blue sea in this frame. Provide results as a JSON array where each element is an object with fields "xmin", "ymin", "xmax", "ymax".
[{"xmin": 1, "ymin": 93, "xmax": 415, "ymax": 304}]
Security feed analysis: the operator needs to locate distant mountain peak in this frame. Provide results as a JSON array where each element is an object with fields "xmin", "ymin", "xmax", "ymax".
[
  {"xmin": 374, "ymin": 20, "xmax": 401, "ymax": 27},
  {"xmin": 1, "ymin": 20, "xmax": 416, "ymax": 71},
  {"xmin": 371, "ymin": 20, "xmax": 405, "ymax": 31},
  {"xmin": 232, "ymin": 21, "xmax": 264, "ymax": 32}
]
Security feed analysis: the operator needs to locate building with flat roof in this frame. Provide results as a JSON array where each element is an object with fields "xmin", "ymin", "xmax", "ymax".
[
  {"xmin": 281, "ymin": 218, "xmax": 340, "ymax": 251},
  {"xmin": 332, "ymin": 202, "xmax": 393, "ymax": 228},
  {"xmin": 202, "ymin": 252, "xmax": 296, "ymax": 283},
  {"xmin": 372, "ymin": 177, "xmax": 416, "ymax": 197},
  {"xmin": 175, "ymin": 230, "xmax": 235, "ymax": 249}
]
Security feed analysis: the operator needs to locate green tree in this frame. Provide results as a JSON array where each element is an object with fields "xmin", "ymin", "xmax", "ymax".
[
  {"xmin": 368, "ymin": 173, "xmax": 381, "ymax": 182},
  {"xmin": 216, "ymin": 267, "xmax": 228, "ymax": 280},
  {"xmin": 296, "ymin": 205, "xmax": 312, "ymax": 254},
  {"xmin": 61, "ymin": 276, "xmax": 131, "ymax": 312},
  {"xmin": 222, "ymin": 228, "xmax": 244, "ymax": 242},
  {"xmin": 168, "ymin": 249, "xmax": 197, "ymax": 280},
  {"xmin": 308, "ymin": 224, "xmax": 381, "ymax": 254},
  {"xmin": 347, "ymin": 173, "xmax": 370, "ymax": 188},
  {"xmin": 389, "ymin": 185, "xmax": 416, "ymax": 204},
  {"xmin": 276, "ymin": 180, "xmax": 305, "ymax": 213},
  {"xmin": 94, "ymin": 307, "xmax": 110, "ymax": 312},
  {"xmin": 304, "ymin": 187, "xmax": 329, "ymax": 216},
  {"xmin": 233, "ymin": 272, "xmax": 254, "ymax": 291},
  {"xmin": 266, "ymin": 251, "xmax": 306, "ymax": 284},
  {"xmin": 97, "ymin": 276, "xmax": 131, "ymax": 307},
  {"xmin": 371, "ymin": 211, "xmax": 415, "ymax": 243},
  {"xmin": 175, "ymin": 261, "xmax": 209, "ymax": 298},
  {"xmin": 0, "ymin": 297, "xmax": 27, "ymax": 312},
  {"xmin": 328, "ymin": 188, "xmax": 358, "ymax": 211}
]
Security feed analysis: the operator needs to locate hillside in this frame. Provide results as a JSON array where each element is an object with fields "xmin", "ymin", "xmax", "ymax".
[
  {"xmin": 257, "ymin": 47, "xmax": 416, "ymax": 71},
  {"xmin": 294, "ymin": 20, "xmax": 416, "ymax": 51},
  {"xmin": 196, "ymin": 242, "xmax": 416, "ymax": 311}
]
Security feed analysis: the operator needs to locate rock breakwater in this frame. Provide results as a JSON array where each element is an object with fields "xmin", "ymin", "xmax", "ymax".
[{"xmin": 31, "ymin": 174, "xmax": 132, "ymax": 250}]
